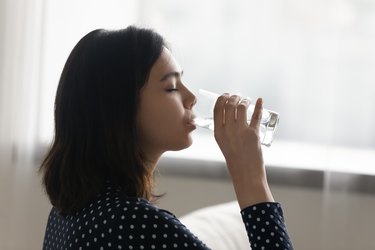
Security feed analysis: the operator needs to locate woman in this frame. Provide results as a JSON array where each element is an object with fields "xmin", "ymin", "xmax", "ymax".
[{"xmin": 40, "ymin": 26, "xmax": 293, "ymax": 249}]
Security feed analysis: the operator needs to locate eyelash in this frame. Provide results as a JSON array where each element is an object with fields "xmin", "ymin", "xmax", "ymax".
[{"xmin": 166, "ymin": 88, "xmax": 179, "ymax": 92}]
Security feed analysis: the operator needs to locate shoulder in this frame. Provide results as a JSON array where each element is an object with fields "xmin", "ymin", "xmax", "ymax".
[
  {"xmin": 46, "ymin": 187, "xmax": 209, "ymax": 249},
  {"xmin": 85, "ymin": 187, "xmax": 179, "ymax": 228}
]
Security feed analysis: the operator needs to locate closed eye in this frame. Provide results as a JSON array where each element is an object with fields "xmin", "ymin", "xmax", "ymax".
[{"xmin": 166, "ymin": 88, "xmax": 179, "ymax": 92}]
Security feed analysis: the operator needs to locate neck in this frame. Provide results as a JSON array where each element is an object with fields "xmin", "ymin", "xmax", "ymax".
[{"xmin": 143, "ymin": 152, "xmax": 162, "ymax": 172}]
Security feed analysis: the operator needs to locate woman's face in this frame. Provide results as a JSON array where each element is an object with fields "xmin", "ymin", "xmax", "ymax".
[{"xmin": 137, "ymin": 47, "xmax": 196, "ymax": 160}]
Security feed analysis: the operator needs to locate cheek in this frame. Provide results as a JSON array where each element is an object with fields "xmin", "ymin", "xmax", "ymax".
[
  {"xmin": 138, "ymin": 101, "xmax": 185, "ymax": 141},
  {"xmin": 138, "ymin": 102, "xmax": 172, "ymax": 139},
  {"xmin": 141, "ymin": 97, "xmax": 182, "ymax": 124},
  {"xmin": 144, "ymin": 105, "xmax": 180, "ymax": 135}
]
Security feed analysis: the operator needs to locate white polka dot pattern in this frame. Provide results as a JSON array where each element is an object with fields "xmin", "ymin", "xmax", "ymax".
[
  {"xmin": 241, "ymin": 202, "xmax": 294, "ymax": 250},
  {"xmin": 42, "ymin": 186, "xmax": 209, "ymax": 249},
  {"xmin": 42, "ymin": 185, "xmax": 293, "ymax": 249}
]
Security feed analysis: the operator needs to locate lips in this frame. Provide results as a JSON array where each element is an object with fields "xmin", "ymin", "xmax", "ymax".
[
  {"xmin": 186, "ymin": 113, "xmax": 197, "ymax": 128},
  {"xmin": 190, "ymin": 114, "xmax": 196, "ymax": 124},
  {"xmin": 187, "ymin": 120, "xmax": 196, "ymax": 127}
]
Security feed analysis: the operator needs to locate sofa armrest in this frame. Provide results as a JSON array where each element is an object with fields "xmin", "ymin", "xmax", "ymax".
[{"xmin": 180, "ymin": 201, "xmax": 250, "ymax": 250}]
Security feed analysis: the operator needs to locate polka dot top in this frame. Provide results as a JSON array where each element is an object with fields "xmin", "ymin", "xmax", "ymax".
[
  {"xmin": 241, "ymin": 202, "xmax": 293, "ymax": 250},
  {"xmin": 42, "ymin": 185, "xmax": 293, "ymax": 249}
]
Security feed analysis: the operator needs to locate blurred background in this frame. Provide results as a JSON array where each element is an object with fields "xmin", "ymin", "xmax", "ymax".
[{"xmin": 1, "ymin": 0, "xmax": 374, "ymax": 249}]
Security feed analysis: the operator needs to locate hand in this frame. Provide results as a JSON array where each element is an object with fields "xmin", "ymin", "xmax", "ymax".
[{"xmin": 213, "ymin": 94, "xmax": 274, "ymax": 209}]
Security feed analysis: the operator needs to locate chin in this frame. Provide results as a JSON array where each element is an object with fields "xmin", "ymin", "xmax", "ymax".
[{"xmin": 170, "ymin": 136, "xmax": 193, "ymax": 151}]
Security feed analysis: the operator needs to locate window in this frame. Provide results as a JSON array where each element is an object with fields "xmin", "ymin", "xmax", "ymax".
[{"xmin": 38, "ymin": 0, "xmax": 375, "ymax": 173}]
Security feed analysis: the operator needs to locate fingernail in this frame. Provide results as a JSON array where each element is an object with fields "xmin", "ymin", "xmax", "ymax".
[{"xmin": 257, "ymin": 98, "xmax": 263, "ymax": 107}]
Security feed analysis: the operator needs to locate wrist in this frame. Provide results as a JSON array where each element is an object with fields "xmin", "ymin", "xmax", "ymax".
[{"xmin": 234, "ymin": 177, "xmax": 275, "ymax": 210}]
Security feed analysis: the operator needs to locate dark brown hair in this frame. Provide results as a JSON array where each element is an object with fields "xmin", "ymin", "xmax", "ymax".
[{"xmin": 39, "ymin": 26, "xmax": 165, "ymax": 215}]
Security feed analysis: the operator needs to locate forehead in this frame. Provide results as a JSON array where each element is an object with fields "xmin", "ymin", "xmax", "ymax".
[{"xmin": 149, "ymin": 48, "xmax": 182, "ymax": 77}]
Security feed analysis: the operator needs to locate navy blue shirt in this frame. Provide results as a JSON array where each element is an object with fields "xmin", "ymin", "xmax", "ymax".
[{"xmin": 43, "ymin": 185, "xmax": 293, "ymax": 249}]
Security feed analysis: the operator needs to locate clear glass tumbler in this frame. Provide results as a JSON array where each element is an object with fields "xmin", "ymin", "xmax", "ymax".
[{"xmin": 194, "ymin": 89, "xmax": 280, "ymax": 147}]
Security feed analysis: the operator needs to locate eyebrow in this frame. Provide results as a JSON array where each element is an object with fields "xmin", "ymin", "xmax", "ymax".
[{"xmin": 160, "ymin": 70, "xmax": 184, "ymax": 82}]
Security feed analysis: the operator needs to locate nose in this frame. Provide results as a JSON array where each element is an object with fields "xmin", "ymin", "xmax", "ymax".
[{"xmin": 184, "ymin": 88, "xmax": 197, "ymax": 110}]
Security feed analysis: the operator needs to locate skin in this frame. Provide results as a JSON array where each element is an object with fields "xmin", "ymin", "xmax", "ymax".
[
  {"xmin": 137, "ymin": 47, "xmax": 197, "ymax": 167},
  {"xmin": 138, "ymin": 47, "xmax": 274, "ymax": 209},
  {"xmin": 214, "ymin": 96, "xmax": 275, "ymax": 209}
]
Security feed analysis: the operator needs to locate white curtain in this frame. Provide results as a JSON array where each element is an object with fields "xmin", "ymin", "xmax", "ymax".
[
  {"xmin": 0, "ymin": 1, "xmax": 139, "ymax": 248},
  {"xmin": 0, "ymin": 0, "xmax": 138, "ymax": 169},
  {"xmin": 0, "ymin": 0, "xmax": 46, "ymax": 246},
  {"xmin": 0, "ymin": 0, "xmax": 45, "ymax": 169}
]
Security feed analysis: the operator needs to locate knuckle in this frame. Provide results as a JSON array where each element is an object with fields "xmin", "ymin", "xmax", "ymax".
[
  {"xmin": 237, "ymin": 103, "xmax": 247, "ymax": 112},
  {"xmin": 216, "ymin": 95, "xmax": 227, "ymax": 103},
  {"xmin": 253, "ymin": 116, "xmax": 261, "ymax": 122},
  {"xmin": 226, "ymin": 100, "xmax": 237, "ymax": 108},
  {"xmin": 227, "ymin": 95, "xmax": 239, "ymax": 104},
  {"xmin": 214, "ymin": 96, "xmax": 228, "ymax": 111},
  {"xmin": 249, "ymin": 128, "xmax": 260, "ymax": 140}
]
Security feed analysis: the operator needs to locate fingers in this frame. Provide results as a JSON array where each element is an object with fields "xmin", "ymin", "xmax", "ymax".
[
  {"xmin": 236, "ymin": 98, "xmax": 251, "ymax": 125},
  {"xmin": 214, "ymin": 94, "xmax": 253, "ymax": 128},
  {"xmin": 213, "ymin": 93, "xmax": 229, "ymax": 129},
  {"xmin": 249, "ymin": 98, "xmax": 263, "ymax": 130},
  {"xmin": 214, "ymin": 94, "xmax": 262, "ymax": 132},
  {"xmin": 224, "ymin": 95, "xmax": 241, "ymax": 125}
]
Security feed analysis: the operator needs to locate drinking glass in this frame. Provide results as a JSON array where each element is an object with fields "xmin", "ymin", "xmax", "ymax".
[{"xmin": 194, "ymin": 89, "xmax": 279, "ymax": 147}]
